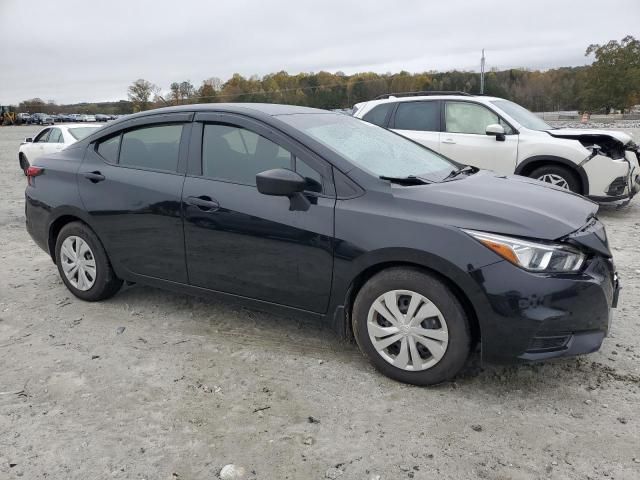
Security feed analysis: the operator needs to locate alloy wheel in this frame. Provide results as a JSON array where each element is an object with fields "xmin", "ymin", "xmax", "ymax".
[
  {"xmin": 537, "ymin": 173, "xmax": 569, "ymax": 190},
  {"xmin": 367, "ymin": 290, "xmax": 449, "ymax": 371},
  {"xmin": 60, "ymin": 236, "xmax": 97, "ymax": 291}
]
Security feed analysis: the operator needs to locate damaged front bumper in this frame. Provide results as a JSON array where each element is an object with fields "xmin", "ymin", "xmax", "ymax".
[
  {"xmin": 584, "ymin": 148, "xmax": 640, "ymax": 205},
  {"xmin": 475, "ymin": 217, "xmax": 619, "ymax": 364}
]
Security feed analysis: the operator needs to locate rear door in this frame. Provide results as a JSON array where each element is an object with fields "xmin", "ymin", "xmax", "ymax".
[
  {"xmin": 389, "ymin": 100, "xmax": 441, "ymax": 152},
  {"xmin": 182, "ymin": 112, "xmax": 335, "ymax": 313},
  {"xmin": 78, "ymin": 113, "xmax": 192, "ymax": 282},
  {"xmin": 440, "ymin": 101, "xmax": 518, "ymax": 174}
]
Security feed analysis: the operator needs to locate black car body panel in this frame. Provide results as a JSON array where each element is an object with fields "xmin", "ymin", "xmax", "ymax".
[
  {"xmin": 25, "ymin": 104, "xmax": 618, "ymax": 365},
  {"xmin": 387, "ymin": 171, "xmax": 598, "ymax": 240}
]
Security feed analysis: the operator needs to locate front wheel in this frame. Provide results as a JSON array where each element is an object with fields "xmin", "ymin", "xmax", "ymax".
[
  {"xmin": 55, "ymin": 222, "xmax": 122, "ymax": 301},
  {"xmin": 353, "ymin": 268, "xmax": 471, "ymax": 386},
  {"xmin": 530, "ymin": 165, "xmax": 581, "ymax": 193}
]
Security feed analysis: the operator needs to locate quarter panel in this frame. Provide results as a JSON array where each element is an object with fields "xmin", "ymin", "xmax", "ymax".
[{"xmin": 25, "ymin": 149, "xmax": 87, "ymax": 256}]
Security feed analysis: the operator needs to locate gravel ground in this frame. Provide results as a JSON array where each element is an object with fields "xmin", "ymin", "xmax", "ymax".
[{"xmin": 1, "ymin": 125, "xmax": 639, "ymax": 480}]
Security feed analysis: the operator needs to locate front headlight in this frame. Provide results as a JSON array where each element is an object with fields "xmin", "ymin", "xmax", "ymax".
[{"xmin": 464, "ymin": 230, "xmax": 585, "ymax": 273}]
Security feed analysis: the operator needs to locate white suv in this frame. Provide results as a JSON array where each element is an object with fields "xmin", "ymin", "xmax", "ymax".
[{"xmin": 353, "ymin": 93, "xmax": 640, "ymax": 203}]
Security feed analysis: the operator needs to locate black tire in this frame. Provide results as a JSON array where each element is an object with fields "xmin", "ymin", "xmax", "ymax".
[
  {"xmin": 55, "ymin": 222, "xmax": 122, "ymax": 301},
  {"xmin": 19, "ymin": 153, "xmax": 29, "ymax": 175},
  {"xmin": 353, "ymin": 267, "xmax": 471, "ymax": 386},
  {"xmin": 529, "ymin": 164, "xmax": 581, "ymax": 193}
]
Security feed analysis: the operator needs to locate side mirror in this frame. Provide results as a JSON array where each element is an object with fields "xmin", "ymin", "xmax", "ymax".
[
  {"xmin": 486, "ymin": 124, "xmax": 506, "ymax": 141},
  {"xmin": 257, "ymin": 168, "xmax": 305, "ymax": 196},
  {"xmin": 256, "ymin": 169, "xmax": 310, "ymax": 211},
  {"xmin": 24, "ymin": 137, "xmax": 33, "ymax": 143}
]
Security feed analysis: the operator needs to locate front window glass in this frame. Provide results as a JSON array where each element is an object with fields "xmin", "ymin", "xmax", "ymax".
[
  {"xmin": 202, "ymin": 124, "xmax": 292, "ymax": 185},
  {"xmin": 47, "ymin": 128, "xmax": 63, "ymax": 143},
  {"xmin": 279, "ymin": 113, "xmax": 454, "ymax": 181},
  {"xmin": 295, "ymin": 157, "xmax": 323, "ymax": 193},
  {"xmin": 35, "ymin": 129, "xmax": 50, "ymax": 142},
  {"xmin": 445, "ymin": 102, "xmax": 501, "ymax": 135},
  {"xmin": 119, "ymin": 124, "xmax": 183, "ymax": 171},
  {"xmin": 491, "ymin": 99, "xmax": 551, "ymax": 131}
]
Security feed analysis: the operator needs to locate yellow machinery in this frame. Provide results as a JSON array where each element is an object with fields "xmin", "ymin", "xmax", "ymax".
[{"xmin": 1, "ymin": 106, "xmax": 17, "ymax": 125}]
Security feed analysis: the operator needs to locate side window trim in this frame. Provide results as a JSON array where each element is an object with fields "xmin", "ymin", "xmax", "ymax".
[{"xmin": 443, "ymin": 100, "xmax": 517, "ymax": 135}]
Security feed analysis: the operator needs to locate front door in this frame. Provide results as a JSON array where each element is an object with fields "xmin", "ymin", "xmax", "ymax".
[
  {"xmin": 42, "ymin": 127, "xmax": 65, "ymax": 156},
  {"xmin": 26, "ymin": 127, "xmax": 51, "ymax": 161},
  {"xmin": 78, "ymin": 116, "xmax": 191, "ymax": 282},
  {"xmin": 439, "ymin": 101, "xmax": 518, "ymax": 174},
  {"xmin": 182, "ymin": 114, "xmax": 335, "ymax": 313}
]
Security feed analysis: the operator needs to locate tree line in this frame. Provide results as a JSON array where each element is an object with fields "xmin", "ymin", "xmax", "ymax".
[{"xmin": 16, "ymin": 36, "xmax": 639, "ymax": 115}]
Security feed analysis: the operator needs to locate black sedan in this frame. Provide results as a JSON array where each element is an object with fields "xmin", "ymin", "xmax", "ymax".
[{"xmin": 24, "ymin": 104, "xmax": 618, "ymax": 385}]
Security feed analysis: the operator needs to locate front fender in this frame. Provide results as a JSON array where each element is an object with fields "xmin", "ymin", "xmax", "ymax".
[{"xmin": 328, "ymin": 244, "xmax": 498, "ymax": 343}]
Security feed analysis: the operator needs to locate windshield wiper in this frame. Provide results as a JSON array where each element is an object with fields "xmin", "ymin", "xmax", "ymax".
[
  {"xmin": 442, "ymin": 165, "xmax": 479, "ymax": 181},
  {"xmin": 380, "ymin": 175, "xmax": 432, "ymax": 185}
]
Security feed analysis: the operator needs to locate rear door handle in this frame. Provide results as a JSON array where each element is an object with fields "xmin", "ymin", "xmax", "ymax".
[
  {"xmin": 442, "ymin": 138, "xmax": 456, "ymax": 144},
  {"xmin": 83, "ymin": 171, "xmax": 105, "ymax": 183},
  {"xmin": 186, "ymin": 195, "xmax": 219, "ymax": 212}
]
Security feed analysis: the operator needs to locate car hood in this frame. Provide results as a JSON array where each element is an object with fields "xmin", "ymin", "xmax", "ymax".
[
  {"xmin": 546, "ymin": 128, "xmax": 633, "ymax": 146},
  {"xmin": 391, "ymin": 170, "xmax": 599, "ymax": 241}
]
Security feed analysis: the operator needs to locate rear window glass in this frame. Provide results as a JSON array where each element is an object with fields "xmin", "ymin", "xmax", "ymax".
[
  {"xmin": 97, "ymin": 135, "xmax": 120, "ymax": 163},
  {"xmin": 69, "ymin": 127, "xmax": 99, "ymax": 140},
  {"xmin": 362, "ymin": 103, "xmax": 393, "ymax": 127},
  {"xmin": 394, "ymin": 101, "xmax": 440, "ymax": 131},
  {"xmin": 119, "ymin": 124, "xmax": 183, "ymax": 171}
]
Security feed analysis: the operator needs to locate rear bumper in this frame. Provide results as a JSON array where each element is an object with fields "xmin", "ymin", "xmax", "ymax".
[
  {"xmin": 25, "ymin": 191, "xmax": 51, "ymax": 255},
  {"xmin": 474, "ymin": 255, "xmax": 617, "ymax": 364}
]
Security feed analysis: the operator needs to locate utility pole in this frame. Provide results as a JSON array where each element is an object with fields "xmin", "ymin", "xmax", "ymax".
[{"xmin": 480, "ymin": 49, "xmax": 486, "ymax": 95}]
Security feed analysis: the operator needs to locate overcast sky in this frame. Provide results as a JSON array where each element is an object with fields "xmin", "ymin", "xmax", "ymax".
[{"xmin": 1, "ymin": 0, "xmax": 638, "ymax": 105}]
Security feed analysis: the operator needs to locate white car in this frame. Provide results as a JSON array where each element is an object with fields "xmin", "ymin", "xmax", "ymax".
[
  {"xmin": 353, "ymin": 93, "xmax": 640, "ymax": 204},
  {"xmin": 18, "ymin": 124, "xmax": 104, "ymax": 174}
]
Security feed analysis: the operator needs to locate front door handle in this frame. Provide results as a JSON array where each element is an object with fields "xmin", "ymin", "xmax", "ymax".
[
  {"xmin": 186, "ymin": 195, "xmax": 219, "ymax": 212},
  {"xmin": 83, "ymin": 171, "xmax": 105, "ymax": 183},
  {"xmin": 442, "ymin": 138, "xmax": 456, "ymax": 144}
]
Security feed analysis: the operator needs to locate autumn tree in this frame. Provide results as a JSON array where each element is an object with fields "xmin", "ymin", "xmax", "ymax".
[
  {"xmin": 196, "ymin": 77, "xmax": 222, "ymax": 103},
  {"xmin": 581, "ymin": 35, "xmax": 640, "ymax": 112},
  {"xmin": 128, "ymin": 79, "xmax": 159, "ymax": 111}
]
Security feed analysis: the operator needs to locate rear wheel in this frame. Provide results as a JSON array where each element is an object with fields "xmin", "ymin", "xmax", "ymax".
[
  {"xmin": 55, "ymin": 222, "xmax": 122, "ymax": 301},
  {"xmin": 530, "ymin": 165, "xmax": 581, "ymax": 193},
  {"xmin": 353, "ymin": 268, "xmax": 471, "ymax": 386}
]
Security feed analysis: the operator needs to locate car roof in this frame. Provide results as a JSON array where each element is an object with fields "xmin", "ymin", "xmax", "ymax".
[{"xmin": 122, "ymin": 103, "xmax": 327, "ymax": 120}]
